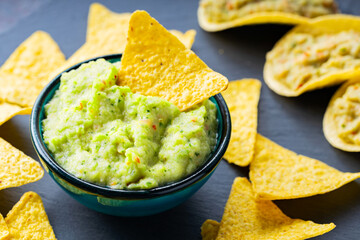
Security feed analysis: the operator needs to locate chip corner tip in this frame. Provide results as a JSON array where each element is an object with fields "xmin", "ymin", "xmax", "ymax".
[
  {"xmin": 132, "ymin": 9, "xmax": 149, "ymax": 17},
  {"xmin": 32, "ymin": 30, "xmax": 49, "ymax": 37},
  {"xmin": 23, "ymin": 191, "xmax": 40, "ymax": 199},
  {"xmin": 90, "ymin": 2, "xmax": 104, "ymax": 9}
]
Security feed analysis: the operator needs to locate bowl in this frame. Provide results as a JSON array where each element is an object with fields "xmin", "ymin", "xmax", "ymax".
[{"xmin": 30, "ymin": 54, "xmax": 231, "ymax": 217}]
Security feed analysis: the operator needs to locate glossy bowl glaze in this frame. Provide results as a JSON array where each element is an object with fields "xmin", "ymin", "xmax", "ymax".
[{"xmin": 30, "ymin": 54, "xmax": 231, "ymax": 217}]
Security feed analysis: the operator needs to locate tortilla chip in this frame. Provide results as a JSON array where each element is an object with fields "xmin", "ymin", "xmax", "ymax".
[
  {"xmin": 222, "ymin": 79, "xmax": 261, "ymax": 166},
  {"xmin": 0, "ymin": 214, "xmax": 9, "ymax": 240},
  {"xmin": 197, "ymin": 1, "xmax": 337, "ymax": 32},
  {"xmin": 5, "ymin": 192, "xmax": 56, "ymax": 239},
  {"xmin": 250, "ymin": 134, "xmax": 360, "ymax": 200},
  {"xmin": 198, "ymin": 10, "xmax": 308, "ymax": 32},
  {"xmin": 169, "ymin": 29, "xmax": 196, "ymax": 49},
  {"xmin": 57, "ymin": 4, "xmax": 196, "ymax": 76},
  {"xmin": 0, "ymin": 31, "xmax": 65, "ymax": 107},
  {"xmin": 264, "ymin": 15, "xmax": 360, "ymax": 97},
  {"xmin": 118, "ymin": 11, "xmax": 228, "ymax": 111},
  {"xmin": 323, "ymin": 77, "xmax": 360, "ymax": 152},
  {"xmin": 0, "ymin": 101, "xmax": 31, "ymax": 126},
  {"xmin": 0, "ymin": 138, "xmax": 44, "ymax": 190},
  {"xmin": 216, "ymin": 177, "xmax": 335, "ymax": 240},
  {"xmin": 86, "ymin": 3, "xmax": 131, "ymax": 44},
  {"xmin": 201, "ymin": 219, "xmax": 219, "ymax": 240}
]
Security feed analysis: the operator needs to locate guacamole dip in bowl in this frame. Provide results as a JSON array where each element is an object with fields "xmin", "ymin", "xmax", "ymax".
[{"xmin": 30, "ymin": 54, "xmax": 231, "ymax": 216}]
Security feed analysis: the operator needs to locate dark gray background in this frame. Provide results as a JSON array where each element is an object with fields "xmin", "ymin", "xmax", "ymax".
[{"xmin": 1, "ymin": 0, "xmax": 360, "ymax": 239}]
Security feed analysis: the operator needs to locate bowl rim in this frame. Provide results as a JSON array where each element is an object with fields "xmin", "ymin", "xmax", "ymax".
[{"xmin": 30, "ymin": 54, "xmax": 231, "ymax": 199}]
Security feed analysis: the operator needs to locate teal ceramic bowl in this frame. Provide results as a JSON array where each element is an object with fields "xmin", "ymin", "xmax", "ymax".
[{"xmin": 30, "ymin": 54, "xmax": 231, "ymax": 217}]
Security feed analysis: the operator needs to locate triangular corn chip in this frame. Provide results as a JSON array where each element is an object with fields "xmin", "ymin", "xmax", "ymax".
[
  {"xmin": 250, "ymin": 134, "xmax": 360, "ymax": 200},
  {"xmin": 198, "ymin": 9, "xmax": 308, "ymax": 32},
  {"xmin": 0, "ymin": 101, "xmax": 31, "ymax": 126},
  {"xmin": 87, "ymin": 3, "xmax": 196, "ymax": 49},
  {"xmin": 222, "ymin": 79, "xmax": 261, "ymax": 166},
  {"xmin": 86, "ymin": 3, "xmax": 131, "ymax": 44},
  {"xmin": 168, "ymin": 29, "xmax": 196, "ymax": 50},
  {"xmin": 201, "ymin": 219, "xmax": 219, "ymax": 240},
  {"xmin": 58, "ymin": 4, "xmax": 196, "ymax": 75},
  {"xmin": 5, "ymin": 192, "xmax": 56, "ymax": 239},
  {"xmin": 0, "ymin": 214, "xmax": 9, "ymax": 240},
  {"xmin": 323, "ymin": 78, "xmax": 360, "ymax": 152},
  {"xmin": 197, "ymin": 0, "xmax": 337, "ymax": 32},
  {"xmin": 216, "ymin": 177, "xmax": 335, "ymax": 240},
  {"xmin": 0, "ymin": 31, "xmax": 65, "ymax": 107},
  {"xmin": 264, "ymin": 15, "xmax": 360, "ymax": 97},
  {"xmin": 118, "ymin": 11, "xmax": 228, "ymax": 111},
  {"xmin": 0, "ymin": 138, "xmax": 44, "ymax": 190}
]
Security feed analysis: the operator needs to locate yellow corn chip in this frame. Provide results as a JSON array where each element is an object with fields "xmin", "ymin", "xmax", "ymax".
[
  {"xmin": 250, "ymin": 134, "xmax": 360, "ymax": 200},
  {"xmin": 169, "ymin": 29, "xmax": 196, "ymax": 49},
  {"xmin": 216, "ymin": 177, "xmax": 335, "ymax": 240},
  {"xmin": 5, "ymin": 192, "xmax": 56, "ymax": 239},
  {"xmin": 57, "ymin": 3, "xmax": 196, "ymax": 76},
  {"xmin": 198, "ymin": 9, "xmax": 309, "ymax": 32},
  {"xmin": 264, "ymin": 15, "xmax": 360, "ymax": 97},
  {"xmin": 0, "ymin": 138, "xmax": 44, "ymax": 190},
  {"xmin": 118, "ymin": 11, "xmax": 228, "ymax": 111},
  {"xmin": 323, "ymin": 77, "xmax": 360, "ymax": 152},
  {"xmin": 222, "ymin": 79, "xmax": 261, "ymax": 166},
  {"xmin": 0, "ymin": 214, "xmax": 9, "ymax": 240},
  {"xmin": 86, "ymin": 3, "xmax": 131, "ymax": 44},
  {"xmin": 201, "ymin": 219, "xmax": 219, "ymax": 240},
  {"xmin": 0, "ymin": 101, "xmax": 31, "ymax": 126},
  {"xmin": 87, "ymin": 3, "xmax": 196, "ymax": 49},
  {"xmin": 197, "ymin": 0, "xmax": 337, "ymax": 32},
  {"xmin": 0, "ymin": 31, "xmax": 65, "ymax": 108}
]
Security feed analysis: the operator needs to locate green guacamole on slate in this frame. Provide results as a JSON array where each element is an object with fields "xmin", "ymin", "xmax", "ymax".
[{"xmin": 43, "ymin": 59, "xmax": 218, "ymax": 190}]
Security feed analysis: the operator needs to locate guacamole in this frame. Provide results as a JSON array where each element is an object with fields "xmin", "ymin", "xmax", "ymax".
[
  {"xmin": 333, "ymin": 83, "xmax": 360, "ymax": 145},
  {"xmin": 269, "ymin": 30, "xmax": 360, "ymax": 91},
  {"xmin": 200, "ymin": 0, "xmax": 337, "ymax": 23},
  {"xmin": 42, "ymin": 59, "xmax": 218, "ymax": 190}
]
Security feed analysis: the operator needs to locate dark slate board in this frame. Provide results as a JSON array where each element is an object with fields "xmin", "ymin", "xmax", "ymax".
[{"xmin": 1, "ymin": 0, "xmax": 360, "ymax": 239}]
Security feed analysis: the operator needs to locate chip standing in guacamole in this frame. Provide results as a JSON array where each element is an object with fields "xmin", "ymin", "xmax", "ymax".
[{"xmin": 42, "ymin": 59, "xmax": 218, "ymax": 190}]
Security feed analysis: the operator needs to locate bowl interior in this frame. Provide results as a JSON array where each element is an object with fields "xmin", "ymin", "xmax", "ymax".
[{"xmin": 32, "ymin": 54, "xmax": 231, "ymax": 198}]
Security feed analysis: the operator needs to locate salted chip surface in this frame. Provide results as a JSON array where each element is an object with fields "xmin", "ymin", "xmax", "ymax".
[
  {"xmin": 5, "ymin": 192, "xmax": 56, "ymax": 239},
  {"xmin": 0, "ymin": 31, "xmax": 65, "ymax": 107},
  {"xmin": 0, "ymin": 214, "xmax": 9, "ymax": 240},
  {"xmin": 0, "ymin": 138, "xmax": 44, "ymax": 190},
  {"xmin": 118, "ymin": 10, "xmax": 228, "ymax": 111},
  {"xmin": 264, "ymin": 15, "xmax": 360, "ymax": 97},
  {"xmin": 323, "ymin": 78, "xmax": 360, "ymax": 152},
  {"xmin": 201, "ymin": 219, "xmax": 219, "ymax": 240},
  {"xmin": 0, "ymin": 101, "xmax": 31, "ymax": 126},
  {"xmin": 63, "ymin": 3, "xmax": 196, "ymax": 71},
  {"xmin": 222, "ymin": 79, "xmax": 261, "ymax": 166},
  {"xmin": 216, "ymin": 177, "xmax": 335, "ymax": 240},
  {"xmin": 250, "ymin": 134, "xmax": 360, "ymax": 200}
]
